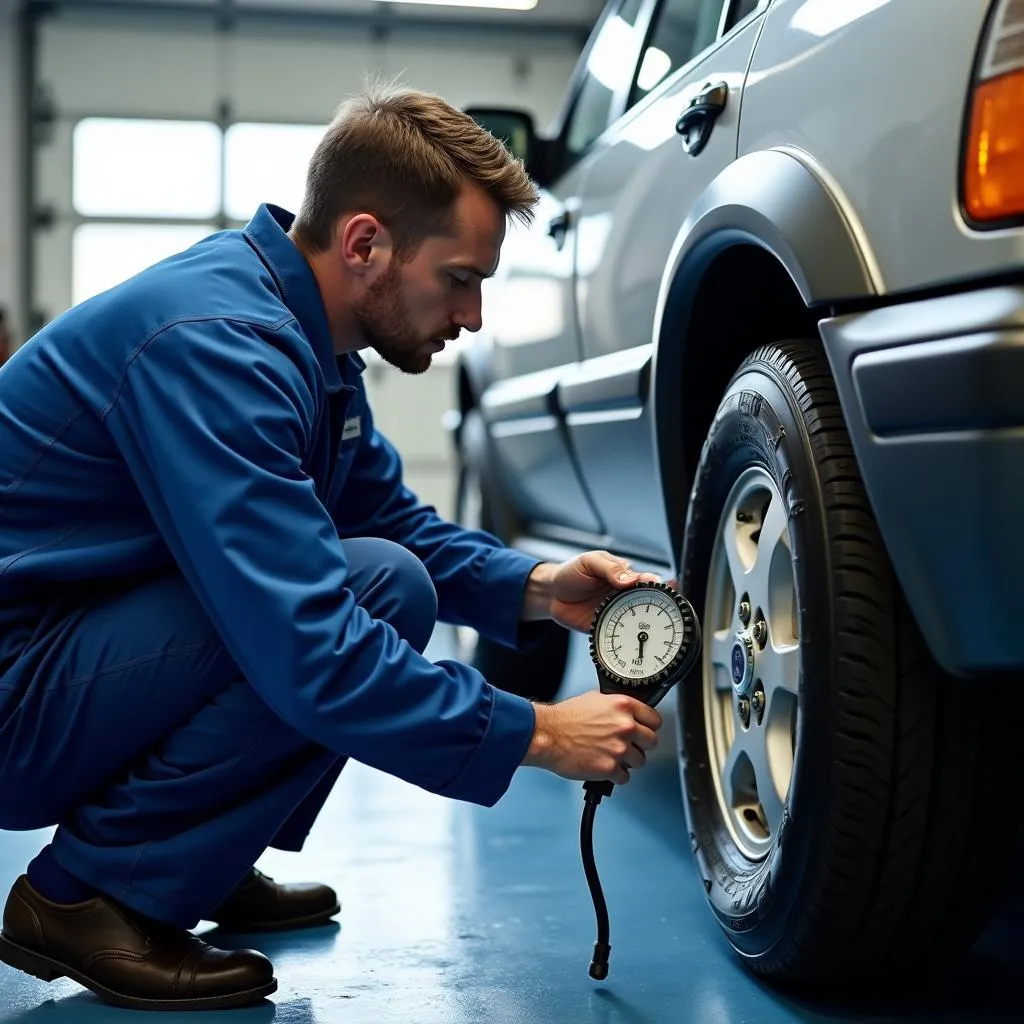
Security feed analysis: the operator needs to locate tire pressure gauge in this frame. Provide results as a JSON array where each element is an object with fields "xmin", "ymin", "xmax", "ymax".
[
  {"xmin": 588, "ymin": 580, "xmax": 701, "ymax": 707},
  {"xmin": 580, "ymin": 579, "xmax": 702, "ymax": 982}
]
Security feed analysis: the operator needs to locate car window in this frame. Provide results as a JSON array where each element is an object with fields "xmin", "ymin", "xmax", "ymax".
[
  {"xmin": 564, "ymin": 0, "xmax": 647, "ymax": 161},
  {"xmin": 727, "ymin": 0, "xmax": 762, "ymax": 28},
  {"xmin": 629, "ymin": 0, "xmax": 728, "ymax": 107}
]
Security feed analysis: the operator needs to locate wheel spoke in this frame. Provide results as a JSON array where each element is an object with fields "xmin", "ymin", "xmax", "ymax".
[
  {"xmin": 722, "ymin": 511, "xmax": 750, "ymax": 590},
  {"xmin": 719, "ymin": 737, "xmax": 747, "ymax": 815},
  {"xmin": 719, "ymin": 706, "xmax": 788, "ymax": 843},
  {"xmin": 760, "ymin": 641, "xmax": 801, "ymax": 701},
  {"xmin": 748, "ymin": 495, "xmax": 790, "ymax": 605},
  {"xmin": 748, "ymin": 726, "xmax": 787, "ymax": 838}
]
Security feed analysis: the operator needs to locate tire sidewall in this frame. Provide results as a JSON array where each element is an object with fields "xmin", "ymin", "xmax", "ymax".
[{"xmin": 678, "ymin": 351, "xmax": 836, "ymax": 960}]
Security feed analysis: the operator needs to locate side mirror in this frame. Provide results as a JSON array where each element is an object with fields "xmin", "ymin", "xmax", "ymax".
[{"xmin": 464, "ymin": 107, "xmax": 548, "ymax": 184}]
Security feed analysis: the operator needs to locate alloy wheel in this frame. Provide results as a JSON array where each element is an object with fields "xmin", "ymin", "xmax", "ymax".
[{"xmin": 702, "ymin": 465, "xmax": 801, "ymax": 861}]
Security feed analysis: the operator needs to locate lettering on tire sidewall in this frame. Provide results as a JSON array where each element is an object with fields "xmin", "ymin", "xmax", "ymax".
[{"xmin": 681, "ymin": 373, "xmax": 815, "ymax": 943}]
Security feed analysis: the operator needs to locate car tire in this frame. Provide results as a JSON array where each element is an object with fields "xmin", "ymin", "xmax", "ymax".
[
  {"xmin": 453, "ymin": 409, "xmax": 569, "ymax": 703},
  {"xmin": 677, "ymin": 340, "xmax": 1015, "ymax": 983}
]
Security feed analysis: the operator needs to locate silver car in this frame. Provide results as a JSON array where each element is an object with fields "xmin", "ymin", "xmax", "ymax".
[{"xmin": 452, "ymin": 0, "xmax": 1024, "ymax": 985}]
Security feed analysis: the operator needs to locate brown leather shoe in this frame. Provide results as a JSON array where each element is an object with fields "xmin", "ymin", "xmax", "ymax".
[
  {"xmin": 208, "ymin": 867, "xmax": 340, "ymax": 932},
  {"xmin": 0, "ymin": 876, "xmax": 276, "ymax": 1011}
]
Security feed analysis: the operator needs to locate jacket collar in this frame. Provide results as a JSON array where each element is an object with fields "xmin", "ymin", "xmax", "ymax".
[{"xmin": 243, "ymin": 203, "xmax": 365, "ymax": 392}]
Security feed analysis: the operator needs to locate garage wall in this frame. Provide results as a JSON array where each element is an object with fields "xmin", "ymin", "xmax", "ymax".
[
  {"xmin": 25, "ymin": 8, "xmax": 585, "ymax": 520},
  {"xmin": 32, "ymin": 15, "xmax": 580, "ymax": 317}
]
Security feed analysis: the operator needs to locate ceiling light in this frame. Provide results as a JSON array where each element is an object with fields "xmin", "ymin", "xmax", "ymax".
[{"xmin": 373, "ymin": 0, "xmax": 538, "ymax": 9}]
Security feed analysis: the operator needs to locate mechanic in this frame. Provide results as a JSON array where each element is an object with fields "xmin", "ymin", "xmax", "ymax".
[{"xmin": 0, "ymin": 84, "xmax": 664, "ymax": 1011}]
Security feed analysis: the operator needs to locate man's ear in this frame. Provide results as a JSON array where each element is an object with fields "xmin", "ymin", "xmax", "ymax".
[{"xmin": 338, "ymin": 214, "xmax": 393, "ymax": 275}]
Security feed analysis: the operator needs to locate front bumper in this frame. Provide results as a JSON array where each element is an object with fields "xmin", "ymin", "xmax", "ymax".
[{"xmin": 820, "ymin": 284, "xmax": 1024, "ymax": 678}]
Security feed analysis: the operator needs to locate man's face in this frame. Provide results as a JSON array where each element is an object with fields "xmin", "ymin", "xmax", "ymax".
[{"xmin": 353, "ymin": 185, "xmax": 505, "ymax": 375}]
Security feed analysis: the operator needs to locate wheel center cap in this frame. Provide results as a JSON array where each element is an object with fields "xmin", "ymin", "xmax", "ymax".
[{"xmin": 731, "ymin": 632, "xmax": 755, "ymax": 694}]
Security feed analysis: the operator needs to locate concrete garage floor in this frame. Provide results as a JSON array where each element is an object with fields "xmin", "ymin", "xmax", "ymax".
[{"xmin": 1, "ymin": 629, "xmax": 1021, "ymax": 1024}]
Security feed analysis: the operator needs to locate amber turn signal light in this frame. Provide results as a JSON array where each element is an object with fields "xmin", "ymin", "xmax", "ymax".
[
  {"xmin": 963, "ymin": 0, "xmax": 1024, "ymax": 225},
  {"xmin": 964, "ymin": 68, "xmax": 1024, "ymax": 223}
]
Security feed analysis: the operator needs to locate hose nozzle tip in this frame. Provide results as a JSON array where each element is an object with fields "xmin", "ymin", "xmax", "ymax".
[{"xmin": 588, "ymin": 941, "xmax": 611, "ymax": 980}]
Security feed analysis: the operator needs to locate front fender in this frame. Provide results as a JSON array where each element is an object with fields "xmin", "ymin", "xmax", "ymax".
[
  {"xmin": 657, "ymin": 147, "xmax": 882, "ymax": 321},
  {"xmin": 648, "ymin": 147, "xmax": 881, "ymax": 549}
]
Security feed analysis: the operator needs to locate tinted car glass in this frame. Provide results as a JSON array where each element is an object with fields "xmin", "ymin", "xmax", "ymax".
[
  {"xmin": 565, "ymin": 0, "xmax": 647, "ymax": 159},
  {"xmin": 630, "ymin": 0, "xmax": 726, "ymax": 105}
]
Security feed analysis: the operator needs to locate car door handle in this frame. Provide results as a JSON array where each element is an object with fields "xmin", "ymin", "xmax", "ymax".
[
  {"xmin": 547, "ymin": 208, "xmax": 572, "ymax": 245},
  {"xmin": 675, "ymin": 81, "xmax": 729, "ymax": 157}
]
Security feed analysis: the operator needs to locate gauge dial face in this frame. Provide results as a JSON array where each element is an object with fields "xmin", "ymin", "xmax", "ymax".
[{"xmin": 593, "ymin": 586, "xmax": 688, "ymax": 685}]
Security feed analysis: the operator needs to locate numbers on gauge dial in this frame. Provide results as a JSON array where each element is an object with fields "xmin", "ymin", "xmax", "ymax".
[{"xmin": 596, "ymin": 592, "xmax": 685, "ymax": 679}]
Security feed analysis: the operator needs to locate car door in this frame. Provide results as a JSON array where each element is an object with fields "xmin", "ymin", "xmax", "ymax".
[
  {"xmin": 480, "ymin": 0, "xmax": 650, "ymax": 537},
  {"xmin": 560, "ymin": 0, "xmax": 770, "ymax": 560}
]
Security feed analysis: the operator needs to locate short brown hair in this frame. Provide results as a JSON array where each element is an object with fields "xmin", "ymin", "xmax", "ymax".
[{"xmin": 292, "ymin": 82, "xmax": 539, "ymax": 255}]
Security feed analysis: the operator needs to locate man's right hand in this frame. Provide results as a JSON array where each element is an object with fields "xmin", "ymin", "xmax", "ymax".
[{"xmin": 521, "ymin": 691, "xmax": 663, "ymax": 786}]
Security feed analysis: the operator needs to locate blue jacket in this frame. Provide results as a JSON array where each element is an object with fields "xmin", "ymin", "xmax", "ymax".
[{"xmin": 0, "ymin": 204, "xmax": 541, "ymax": 807}]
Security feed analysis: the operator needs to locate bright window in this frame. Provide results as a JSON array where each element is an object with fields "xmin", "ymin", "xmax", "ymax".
[
  {"xmin": 224, "ymin": 122, "xmax": 326, "ymax": 222},
  {"xmin": 565, "ymin": 0, "xmax": 646, "ymax": 159},
  {"xmin": 630, "ymin": 0, "xmax": 726, "ymax": 107},
  {"xmin": 72, "ymin": 118, "xmax": 222, "ymax": 219},
  {"xmin": 72, "ymin": 223, "xmax": 214, "ymax": 305}
]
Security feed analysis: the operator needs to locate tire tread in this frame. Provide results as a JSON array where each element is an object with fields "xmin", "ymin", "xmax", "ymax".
[{"xmin": 737, "ymin": 341, "xmax": 1015, "ymax": 980}]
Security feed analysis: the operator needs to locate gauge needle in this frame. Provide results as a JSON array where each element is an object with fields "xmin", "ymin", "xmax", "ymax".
[{"xmin": 637, "ymin": 630, "xmax": 648, "ymax": 660}]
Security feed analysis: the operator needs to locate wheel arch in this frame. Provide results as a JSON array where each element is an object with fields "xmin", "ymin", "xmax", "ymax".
[
  {"xmin": 452, "ymin": 333, "xmax": 495, "ymax": 458},
  {"xmin": 650, "ymin": 148, "xmax": 881, "ymax": 558},
  {"xmin": 451, "ymin": 346, "xmax": 525, "ymax": 542},
  {"xmin": 453, "ymin": 338, "xmax": 494, "ymax": 438}
]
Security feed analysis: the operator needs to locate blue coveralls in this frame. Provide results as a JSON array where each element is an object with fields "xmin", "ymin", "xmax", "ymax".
[{"xmin": 0, "ymin": 204, "xmax": 547, "ymax": 928}]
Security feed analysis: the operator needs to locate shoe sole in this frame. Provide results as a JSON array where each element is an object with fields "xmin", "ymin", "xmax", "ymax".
[
  {"xmin": 0, "ymin": 932, "xmax": 277, "ymax": 1011},
  {"xmin": 214, "ymin": 900, "xmax": 341, "ymax": 933}
]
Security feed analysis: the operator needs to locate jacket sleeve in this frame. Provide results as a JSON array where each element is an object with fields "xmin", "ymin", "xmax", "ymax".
[
  {"xmin": 102, "ymin": 317, "xmax": 536, "ymax": 806},
  {"xmin": 330, "ymin": 383, "xmax": 556, "ymax": 652}
]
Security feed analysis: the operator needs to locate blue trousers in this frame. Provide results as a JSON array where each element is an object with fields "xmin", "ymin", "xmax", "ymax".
[{"xmin": 0, "ymin": 538, "xmax": 437, "ymax": 928}]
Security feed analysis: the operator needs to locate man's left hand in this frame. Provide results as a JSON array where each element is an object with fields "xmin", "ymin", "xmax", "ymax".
[{"xmin": 525, "ymin": 551, "xmax": 665, "ymax": 633}]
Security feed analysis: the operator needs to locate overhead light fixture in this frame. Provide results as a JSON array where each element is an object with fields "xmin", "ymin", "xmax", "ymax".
[{"xmin": 372, "ymin": 0, "xmax": 539, "ymax": 9}]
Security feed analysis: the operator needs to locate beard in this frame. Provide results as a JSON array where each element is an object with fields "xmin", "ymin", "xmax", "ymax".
[{"xmin": 353, "ymin": 261, "xmax": 455, "ymax": 375}]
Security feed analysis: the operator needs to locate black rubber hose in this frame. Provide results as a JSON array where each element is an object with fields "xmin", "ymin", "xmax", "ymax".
[{"xmin": 581, "ymin": 780, "xmax": 614, "ymax": 980}]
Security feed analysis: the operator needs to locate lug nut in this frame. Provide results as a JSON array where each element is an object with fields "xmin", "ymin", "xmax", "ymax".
[
  {"xmin": 738, "ymin": 696, "xmax": 751, "ymax": 728},
  {"xmin": 753, "ymin": 620, "xmax": 767, "ymax": 647},
  {"xmin": 751, "ymin": 688, "xmax": 765, "ymax": 724},
  {"xmin": 738, "ymin": 599, "xmax": 751, "ymax": 626}
]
